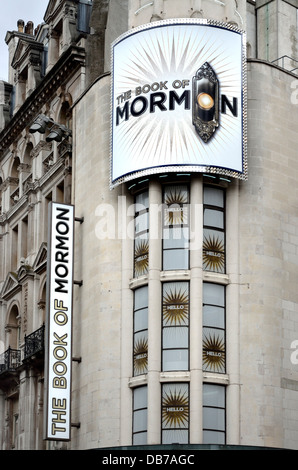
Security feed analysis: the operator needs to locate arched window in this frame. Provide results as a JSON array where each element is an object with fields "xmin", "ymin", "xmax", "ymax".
[
  {"xmin": 6, "ymin": 304, "xmax": 20, "ymax": 350},
  {"xmin": 10, "ymin": 157, "xmax": 20, "ymax": 206}
]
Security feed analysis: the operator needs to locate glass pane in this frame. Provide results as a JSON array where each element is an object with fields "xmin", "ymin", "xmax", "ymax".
[
  {"xmin": 203, "ymin": 228, "xmax": 225, "ymax": 273},
  {"xmin": 203, "ymin": 430, "xmax": 225, "ymax": 445},
  {"xmin": 163, "ymin": 227, "xmax": 189, "ymax": 249},
  {"xmin": 134, "ymin": 234, "xmax": 149, "ymax": 277},
  {"xmin": 163, "ymin": 327, "xmax": 188, "ymax": 348},
  {"xmin": 164, "ymin": 185, "xmax": 189, "ymax": 205},
  {"xmin": 203, "ymin": 407, "xmax": 225, "ymax": 431},
  {"xmin": 133, "ymin": 386, "xmax": 147, "ymax": 410},
  {"xmin": 134, "ymin": 307, "xmax": 148, "ymax": 332},
  {"xmin": 204, "ymin": 208, "xmax": 224, "ymax": 229},
  {"xmin": 134, "ymin": 286, "xmax": 148, "ymax": 311},
  {"xmin": 203, "ymin": 384, "xmax": 225, "ymax": 407},
  {"xmin": 162, "ymin": 384, "xmax": 189, "ymax": 429},
  {"xmin": 203, "ymin": 305, "xmax": 225, "ymax": 329},
  {"xmin": 164, "ymin": 185, "xmax": 189, "ymax": 226},
  {"xmin": 164, "ymin": 205, "xmax": 188, "ymax": 226},
  {"xmin": 163, "ymin": 249, "xmax": 189, "ymax": 270},
  {"xmin": 134, "ymin": 331, "xmax": 148, "ymax": 375},
  {"xmin": 163, "ymin": 349, "xmax": 188, "ymax": 371},
  {"xmin": 135, "ymin": 191, "xmax": 149, "ymax": 209},
  {"xmin": 133, "ymin": 432, "xmax": 147, "ymax": 445},
  {"xmin": 133, "ymin": 409, "xmax": 147, "ymax": 432},
  {"xmin": 133, "ymin": 330, "xmax": 148, "ymax": 375},
  {"xmin": 203, "ymin": 327, "xmax": 225, "ymax": 373},
  {"xmin": 162, "ymin": 429, "xmax": 188, "ymax": 444},
  {"xmin": 204, "ymin": 187, "xmax": 224, "ymax": 208},
  {"xmin": 135, "ymin": 212, "xmax": 149, "ymax": 235},
  {"xmin": 203, "ymin": 283, "xmax": 225, "ymax": 307},
  {"xmin": 163, "ymin": 282, "xmax": 189, "ymax": 326}
]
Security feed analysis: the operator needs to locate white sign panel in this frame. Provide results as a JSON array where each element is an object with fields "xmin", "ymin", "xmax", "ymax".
[
  {"xmin": 44, "ymin": 202, "xmax": 74, "ymax": 441},
  {"xmin": 111, "ymin": 19, "xmax": 247, "ymax": 186}
]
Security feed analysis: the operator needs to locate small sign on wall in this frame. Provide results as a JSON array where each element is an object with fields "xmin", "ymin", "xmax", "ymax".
[{"xmin": 44, "ymin": 202, "xmax": 74, "ymax": 441}]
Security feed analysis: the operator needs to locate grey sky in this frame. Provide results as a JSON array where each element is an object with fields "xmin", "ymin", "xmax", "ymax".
[{"xmin": 0, "ymin": 0, "xmax": 49, "ymax": 81}]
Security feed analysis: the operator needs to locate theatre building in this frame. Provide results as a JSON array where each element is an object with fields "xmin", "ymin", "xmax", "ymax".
[{"xmin": 0, "ymin": 0, "xmax": 298, "ymax": 451}]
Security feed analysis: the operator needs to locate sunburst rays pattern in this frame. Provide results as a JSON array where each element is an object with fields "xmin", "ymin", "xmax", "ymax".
[
  {"xmin": 164, "ymin": 186, "xmax": 188, "ymax": 225},
  {"xmin": 203, "ymin": 328, "xmax": 225, "ymax": 373},
  {"xmin": 163, "ymin": 283, "xmax": 189, "ymax": 326},
  {"xmin": 112, "ymin": 20, "xmax": 244, "ymax": 184},
  {"xmin": 133, "ymin": 336, "xmax": 148, "ymax": 375},
  {"xmin": 162, "ymin": 384, "xmax": 189, "ymax": 429},
  {"xmin": 134, "ymin": 239, "xmax": 149, "ymax": 276},
  {"xmin": 203, "ymin": 232, "xmax": 225, "ymax": 273}
]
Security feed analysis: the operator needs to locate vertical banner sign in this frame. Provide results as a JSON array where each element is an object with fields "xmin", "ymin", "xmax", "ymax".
[
  {"xmin": 111, "ymin": 19, "xmax": 247, "ymax": 187},
  {"xmin": 44, "ymin": 202, "xmax": 74, "ymax": 441}
]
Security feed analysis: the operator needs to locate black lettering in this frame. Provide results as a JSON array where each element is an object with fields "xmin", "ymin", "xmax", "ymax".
[
  {"xmin": 150, "ymin": 92, "xmax": 167, "ymax": 113},
  {"xmin": 55, "ymin": 236, "xmax": 68, "ymax": 250},
  {"xmin": 221, "ymin": 95, "xmax": 238, "ymax": 117},
  {"xmin": 56, "ymin": 221, "xmax": 69, "ymax": 235},
  {"xmin": 55, "ymin": 264, "xmax": 68, "ymax": 278},
  {"xmin": 55, "ymin": 251, "xmax": 69, "ymax": 263},
  {"xmin": 169, "ymin": 89, "xmax": 191, "ymax": 110},
  {"xmin": 55, "ymin": 279, "xmax": 68, "ymax": 293},
  {"xmin": 116, "ymin": 101, "xmax": 129, "ymax": 125},
  {"xmin": 131, "ymin": 96, "xmax": 148, "ymax": 117},
  {"xmin": 56, "ymin": 207, "xmax": 70, "ymax": 221}
]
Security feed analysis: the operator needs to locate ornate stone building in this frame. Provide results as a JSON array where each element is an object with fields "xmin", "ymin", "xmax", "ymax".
[{"xmin": 0, "ymin": 0, "xmax": 298, "ymax": 451}]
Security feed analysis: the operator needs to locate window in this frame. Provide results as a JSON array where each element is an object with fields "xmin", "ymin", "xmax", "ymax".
[
  {"xmin": 203, "ymin": 384, "xmax": 226, "ymax": 444},
  {"xmin": 134, "ymin": 191, "xmax": 149, "ymax": 277},
  {"xmin": 203, "ymin": 186, "xmax": 225, "ymax": 273},
  {"xmin": 162, "ymin": 185, "xmax": 189, "ymax": 270},
  {"xmin": 162, "ymin": 383, "xmax": 189, "ymax": 444},
  {"xmin": 133, "ymin": 286, "xmax": 148, "ymax": 376},
  {"xmin": 162, "ymin": 282, "xmax": 189, "ymax": 371},
  {"xmin": 202, "ymin": 283, "xmax": 226, "ymax": 373},
  {"xmin": 133, "ymin": 386, "xmax": 147, "ymax": 445}
]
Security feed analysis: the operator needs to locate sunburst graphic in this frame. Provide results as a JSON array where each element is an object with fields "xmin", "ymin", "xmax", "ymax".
[
  {"xmin": 134, "ymin": 337, "xmax": 148, "ymax": 375},
  {"xmin": 203, "ymin": 234, "xmax": 225, "ymax": 272},
  {"xmin": 163, "ymin": 288, "xmax": 189, "ymax": 325},
  {"xmin": 112, "ymin": 20, "xmax": 244, "ymax": 184},
  {"xmin": 134, "ymin": 240, "xmax": 149, "ymax": 276},
  {"xmin": 162, "ymin": 387, "xmax": 189, "ymax": 428},
  {"xmin": 164, "ymin": 188, "xmax": 188, "ymax": 225},
  {"xmin": 203, "ymin": 332, "xmax": 225, "ymax": 372}
]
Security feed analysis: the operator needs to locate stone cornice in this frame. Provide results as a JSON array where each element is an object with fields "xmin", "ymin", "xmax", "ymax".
[{"xmin": 0, "ymin": 44, "xmax": 85, "ymax": 154}]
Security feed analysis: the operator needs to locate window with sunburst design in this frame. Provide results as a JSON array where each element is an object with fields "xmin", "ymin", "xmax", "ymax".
[
  {"xmin": 133, "ymin": 286, "xmax": 148, "ymax": 376},
  {"xmin": 163, "ymin": 185, "xmax": 189, "ymax": 271},
  {"xmin": 203, "ymin": 186, "xmax": 225, "ymax": 273},
  {"xmin": 134, "ymin": 191, "xmax": 149, "ymax": 277},
  {"xmin": 203, "ymin": 283, "xmax": 226, "ymax": 373},
  {"xmin": 162, "ymin": 282, "xmax": 189, "ymax": 371},
  {"xmin": 162, "ymin": 383, "xmax": 189, "ymax": 444}
]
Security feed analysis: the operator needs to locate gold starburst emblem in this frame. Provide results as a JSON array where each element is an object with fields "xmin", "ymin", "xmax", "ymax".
[
  {"xmin": 163, "ymin": 288, "xmax": 189, "ymax": 325},
  {"xmin": 164, "ymin": 188, "xmax": 188, "ymax": 225},
  {"xmin": 162, "ymin": 387, "xmax": 189, "ymax": 428},
  {"xmin": 203, "ymin": 332, "xmax": 225, "ymax": 372},
  {"xmin": 134, "ymin": 240, "xmax": 149, "ymax": 276},
  {"xmin": 203, "ymin": 234, "xmax": 225, "ymax": 272},
  {"xmin": 134, "ymin": 337, "xmax": 148, "ymax": 375}
]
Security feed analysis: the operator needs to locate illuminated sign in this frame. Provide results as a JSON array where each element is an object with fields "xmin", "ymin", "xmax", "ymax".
[
  {"xmin": 44, "ymin": 202, "xmax": 74, "ymax": 441},
  {"xmin": 111, "ymin": 19, "xmax": 247, "ymax": 186}
]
